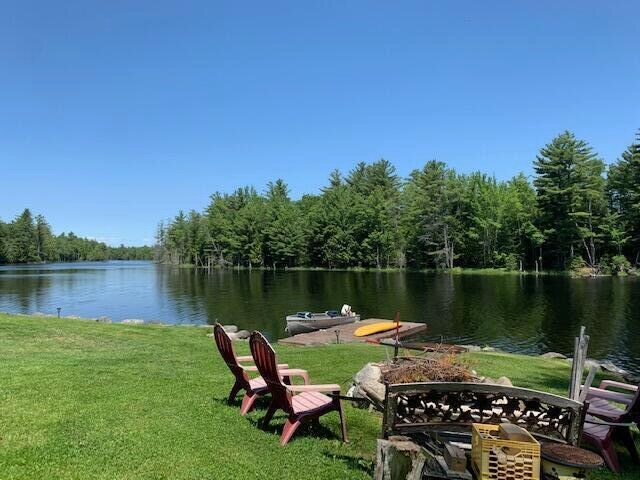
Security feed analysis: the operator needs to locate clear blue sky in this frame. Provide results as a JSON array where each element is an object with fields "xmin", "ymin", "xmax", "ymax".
[{"xmin": 1, "ymin": 1, "xmax": 639, "ymax": 246}]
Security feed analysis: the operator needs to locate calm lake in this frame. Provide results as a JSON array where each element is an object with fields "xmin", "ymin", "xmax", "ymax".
[{"xmin": 1, "ymin": 261, "xmax": 639, "ymax": 374}]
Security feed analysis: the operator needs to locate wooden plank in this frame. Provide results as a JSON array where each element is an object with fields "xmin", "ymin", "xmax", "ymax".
[
  {"xmin": 278, "ymin": 318, "xmax": 427, "ymax": 347},
  {"xmin": 569, "ymin": 326, "xmax": 590, "ymax": 401},
  {"xmin": 443, "ymin": 442, "xmax": 467, "ymax": 472}
]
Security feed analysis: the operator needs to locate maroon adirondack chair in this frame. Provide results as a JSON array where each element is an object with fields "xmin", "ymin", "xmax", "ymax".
[
  {"xmin": 581, "ymin": 379, "xmax": 640, "ymax": 472},
  {"xmin": 213, "ymin": 323, "xmax": 308, "ymax": 415},
  {"xmin": 249, "ymin": 331, "xmax": 348, "ymax": 445}
]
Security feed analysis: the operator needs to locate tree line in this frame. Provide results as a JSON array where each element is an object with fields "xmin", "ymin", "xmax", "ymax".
[
  {"xmin": 0, "ymin": 209, "xmax": 153, "ymax": 264},
  {"xmin": 157, "ymin": 131, "xmax": 640, "ymax": 274}
]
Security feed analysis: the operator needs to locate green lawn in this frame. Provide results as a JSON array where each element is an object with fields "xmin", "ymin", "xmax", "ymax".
[{"xmin": 0, "ymin": 314, "xmax": 637, "ymax": 479}]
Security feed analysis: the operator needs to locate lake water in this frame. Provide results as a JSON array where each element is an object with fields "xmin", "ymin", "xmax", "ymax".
[{"xmin": 1, "ymin": 261, "xmax": 639, "ymax": 374}]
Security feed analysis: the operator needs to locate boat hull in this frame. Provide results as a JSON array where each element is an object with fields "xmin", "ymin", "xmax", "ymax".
[{"xmin": 285, "ymin": 314, "xmax": 359, "ymax": 336}]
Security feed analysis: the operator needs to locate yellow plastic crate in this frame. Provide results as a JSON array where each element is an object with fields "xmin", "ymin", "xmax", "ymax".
[{"xmin": 471, "ymin": 423, "xmax": 541, "ymax": 480}]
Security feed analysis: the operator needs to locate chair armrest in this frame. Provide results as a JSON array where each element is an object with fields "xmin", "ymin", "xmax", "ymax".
[
  {"xmin": 287, "ymin": 384, "xmax": 341, "ymax": 393},
  {"xmin": 585, "ymin": 387, "xmax": 634, "ymax": 405},
  {"xmin": 242, "ymin": 363, "xmax": 289, "ymax": 373},
  {"xmin": 236, "ymin": 355, "xmax": 254, "ymax": 362},
  {"xmin": 585, "ymin": 416, "xmax": 635, "ymax": 427},
  {"xmin": 599, "ymin": 380, "xmax": 638, "ymax": 392},
  {"xmin": 279, "ymin": 368, "xmax": 309, "ymax": 385}
]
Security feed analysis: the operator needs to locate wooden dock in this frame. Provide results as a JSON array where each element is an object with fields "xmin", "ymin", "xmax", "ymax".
[{"xmin": 278, "ymin": 318, "xmax": 427, "ymax": 347}]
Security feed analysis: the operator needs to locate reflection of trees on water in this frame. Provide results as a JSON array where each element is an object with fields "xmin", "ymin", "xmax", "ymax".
[
  {"xmin": 0, "ymin": 275, "xmax": 54, "ymax": 312},
  {"xmin": 159, "ymin": 270, "xmax": 639, "ymax": 373},
  {"xmin": 3, "ymin": 264, "xmax": 638, "ymax": 374}
]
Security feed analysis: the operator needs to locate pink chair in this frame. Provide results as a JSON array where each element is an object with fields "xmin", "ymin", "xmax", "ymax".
[
  {"xmin": 249, "ymin": 331, "xmax": 348, "ymax": 445},
  {"xmin": 581, "ymin": 380, "xmax": 640, "ymax": 472},
  {"xmin": 213, "ymin": 323, "xmax": 308, "ymax": 415}
]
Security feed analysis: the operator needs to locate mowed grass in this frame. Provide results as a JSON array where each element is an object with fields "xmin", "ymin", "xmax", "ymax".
[{"xmin": 0, "ymin": 314, "xmax": 638, "ymax": 479}]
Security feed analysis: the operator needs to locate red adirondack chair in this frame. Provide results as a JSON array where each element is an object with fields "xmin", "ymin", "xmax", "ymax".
[
  {"xmin": 249, "ymin": 331, "xmax": 348, "ymax": 445},
  {"xmin": 213, "ymin": 323, "xmax": 308, "ymax": 415},
  {"xmin": 581, "ymin": 379, "xmax": 640, "ymax": 472}
]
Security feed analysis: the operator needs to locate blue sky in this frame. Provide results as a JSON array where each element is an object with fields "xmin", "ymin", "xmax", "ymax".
[{"xmin": 1, "ymin": 1, "xmax": 639, "ymax": 246}]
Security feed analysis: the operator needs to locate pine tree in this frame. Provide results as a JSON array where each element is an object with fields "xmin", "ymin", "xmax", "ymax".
[
  {"xmin": 402, "ymin": 161, "xmax": 463, "ymax": 268},
  {"xmin": 533, "ymin": 131, "xmax": 606, "ymax": 268},
  {"xmin": 607, "ymin": 130, "xmax": 640, "ymax": 264},
  {"xmin": 263, "ymin": 180, "xmax": 303, "ymax": 268},
  {"xmin": 5, "ymin": 209, "xmax": 39, "ymax": 263}
]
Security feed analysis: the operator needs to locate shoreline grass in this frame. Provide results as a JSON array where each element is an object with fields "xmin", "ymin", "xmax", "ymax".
[{"xmin": 0, "ymin": 313, "xmax": 637, "ymax": 479}]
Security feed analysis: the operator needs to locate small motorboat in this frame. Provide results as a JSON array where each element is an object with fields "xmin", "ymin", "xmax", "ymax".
[{"xmin": 285, "ymin": 304, "xmax": 359, "ymax": 335}]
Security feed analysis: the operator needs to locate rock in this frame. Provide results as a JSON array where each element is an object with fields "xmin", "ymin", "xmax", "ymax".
[
  {"xmin": 462, "ymin": 345, "xmax": 482, "ymax": 352},
  {"xmin": 354, "ymin": 363, "xmax": 382, "ymax": 384},
  {"xmin": 222, "ymin": 325, "xmax": 238, "ymax": 333},
  {"xmin": 226, "ymin": 332, "xmax": 238, "ymax": 341},
  {"xmin": 65, "ymin": 315, "xmax": 81, "ymax": 320},
  {"xmin": 33, "ymin": 312, "xmax": 46, "ymax": 317},
  {"xmin": 480, "ymin": 376, "xmax": 495, "ymax": 384},
  {"xmin": 206, "ymin": 333, "xmax": 215, "ymax": 338},
  {"xmin": 540, "ymin": 352, "xmax": 567, "ymax": 359},
  {"xmin": 481, "ymin": 346, "xmax": 496, "ymax": 352},
  {"xmin": 375, "ymin": 436, "xmax": 426, "ymax": 480},
  {"xmin": 600, "ymin": 361, "xmax": 628, "ymax": 376},
  {"xmin": 349, "ymin": 363, "xmax": 385, "ymax": 410},
  {"xmin": 496, "ymin": 376, "xmax": 513, "ymax": 387},
  {"xmin": 122, "ymin": 319, "xmax": 145, "ymax": 325},
  {"xmin": 361, "ymin": 379, "xmax": 386, "ymax": 404},
  {"xmin": 96, "ymin": 316, "xmax": 112, "ymax": 324},
  {"xmin": 235, "ymin": 330, "xmax": 250, "ymax": 340},
  {"xmin": 565, "ymin": 358, "xmax": 601, "ymax": 371}
]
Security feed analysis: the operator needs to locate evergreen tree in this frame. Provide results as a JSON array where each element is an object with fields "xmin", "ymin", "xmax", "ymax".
[
  {"xmin": 5, "ymin": 209, "xmax": 39, "ymax": 263},
  {"xmin": 607, "ymin": 130, "xmax": 640, "ymax": 264},
  {"xmin": 533, "ymin": 131, "xmax": 606, "ymax": 268},
  {"xmin": 402, "ymin": 161, "xmax": 464, "ymax": 268},
  {"xmin": 263, "ymin": 180, "xmax": 303, "ymax": 268}
]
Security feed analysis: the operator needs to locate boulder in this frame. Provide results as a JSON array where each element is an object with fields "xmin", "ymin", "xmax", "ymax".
[
  {"xmin": 96, "ymin": 316, "xmax": 112, "ymax": 324},
  {"xmin": 600, "ymin": 361, "xmax": 628, "ymax": 376},
  {"xmin": 361, "ymin": 380, "xmax": 386, "ymax": 404},
  {"xmin": 496, "ymin": 376, "xmax": 513, "ymax": 387},
  {"xmin": 540, "ymin": 352, "xmax": 567, "ymax": 359},
  {"xmin": 222, "ymin": 325, "xmax": 238, "ymax": 333},
  {"xmin": 226, "ymin": 332, "xmax": 238, "ymax": 341},
  {"xmin": 462, "ymin": 345, "xmax": 482, "ymax": 352},
  {"xmin": 565, "ymin": 357, "xmax": 601, "ymax": 372},
  {"xmin": 122, "ymin": 319, "xmax": 145, "ymax": 325},
  {"xmin": 481, "ymin": 346, "xmax": 496, "ymax": 352},
  {"xmin": 354, "ymin": 363, "xmax": 382, "ymax": 384},
  {"xmin": 349, "ymin": 363, "xmax": 385, "ymax": 410},
  {"xmin": 235, "ymin": 330, "xmax": 250, "ymax": 340}
]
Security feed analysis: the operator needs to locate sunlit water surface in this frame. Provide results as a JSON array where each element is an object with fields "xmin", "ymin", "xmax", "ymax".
[{"xmin": 1, "ymin": 261, "xmax": 639, "ymax": 374}]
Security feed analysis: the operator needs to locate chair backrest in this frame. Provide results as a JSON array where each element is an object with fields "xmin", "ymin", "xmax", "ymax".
[
  {"xmin": 249, "ymin": 331, "xmax": 293, "ymax": 413},
  {"xmin": 623, "ymin": 385, "xmax": 640, "ymax": 424},
  {"xmin": 213, "ymin": 323, "xmax": 249, "ymax": 389}
]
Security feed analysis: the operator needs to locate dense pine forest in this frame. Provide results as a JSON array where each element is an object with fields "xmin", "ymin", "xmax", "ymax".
[
  {"xmin": 0, "ymin": 209, "xmax": 153, "ymax": 264},
  {"xmin": 157, "ymin": 131, "xmax": 640, "ymax": 274}
]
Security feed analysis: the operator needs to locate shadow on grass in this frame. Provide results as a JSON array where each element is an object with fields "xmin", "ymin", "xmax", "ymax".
[{"xmin": 245, "ymin": 414, "xmax": 339, "ymax": 440}]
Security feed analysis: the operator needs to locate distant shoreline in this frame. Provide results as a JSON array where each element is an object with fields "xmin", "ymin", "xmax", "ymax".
[{"xmin": 159, "ymin": 263, "xmax": 640, "ymax": 278}]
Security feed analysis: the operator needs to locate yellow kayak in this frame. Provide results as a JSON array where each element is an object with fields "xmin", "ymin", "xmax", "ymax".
[{"xmin": 354, "ymin": 321, "xmax": 401, "ymax": 337}]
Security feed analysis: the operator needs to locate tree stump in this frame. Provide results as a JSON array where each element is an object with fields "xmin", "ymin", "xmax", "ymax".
[{"xmin": 375, "ymin": 436, "xmax": 426, "ymax": 480}]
